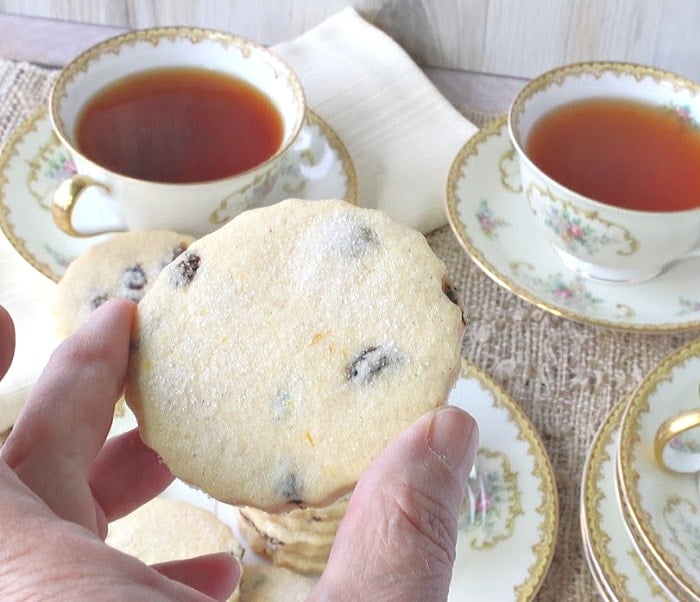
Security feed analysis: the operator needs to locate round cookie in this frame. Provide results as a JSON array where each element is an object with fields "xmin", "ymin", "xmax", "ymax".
[
  {"xmin": 125, "ymin": 199, "xmax": 465, "ymax": 511},
  {"xmin": 53, "ymin": 230, "xmax": 195, "ymax": 337}
]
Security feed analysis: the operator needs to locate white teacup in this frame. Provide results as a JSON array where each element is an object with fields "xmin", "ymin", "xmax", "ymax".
[
  {"xmin": 508, "ymin": 62, "xmax": 700, "ymax": 283},
  {"xmin": 50, "ymin": 27, "xmax": 305, "ymax": 237}
]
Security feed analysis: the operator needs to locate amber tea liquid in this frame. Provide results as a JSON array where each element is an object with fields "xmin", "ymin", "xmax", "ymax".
[
  {"xmin": 526, "ymin": 98, "xmax": 700, "ymax": 212},
  {"xmin": 76, "ymin": 67, "xmax": 284, "ymax": 184}
]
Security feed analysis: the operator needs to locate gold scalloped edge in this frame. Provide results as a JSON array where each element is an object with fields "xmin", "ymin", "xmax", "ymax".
[
  {"xmin": 510, "ymin": 60, "xmax": 700, "ymax": 138},
  {"xmin": 0, "ymin": 107, "xmax": 58, "ymax": 282},
  {"xmin": 580, "ymin": 399, "xmax": 640, "ymax": 599},
  {"xmin": 614, "ymin": 460, "xmax": 691, "ymax": 600}
]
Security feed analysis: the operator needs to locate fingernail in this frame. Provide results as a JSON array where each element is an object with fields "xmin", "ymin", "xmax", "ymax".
[{"xmin": 427, "ymin": 405, "xmax": 478, "ymax": 485}]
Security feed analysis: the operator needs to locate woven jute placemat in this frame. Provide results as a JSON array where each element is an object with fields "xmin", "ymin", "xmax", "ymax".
[{"xmin": 1, "ymin": 59, "xmax": 697, "ymax": 600}]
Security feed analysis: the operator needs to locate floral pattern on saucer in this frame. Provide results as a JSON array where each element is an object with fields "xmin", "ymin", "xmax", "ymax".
[
  {"xmin": 617, "ymin": 338, "xmax": 700, "ymax": 599},
  {"xmin": 581, "ymin": 399, "xmax": 674, "ymax": 601},
  {"xmin": 446, "ymin": 116, "xmax": 700, "ymax": 332},
  {"xmin": 447, "ymin": 360, "xmax": 557, "ymax": 601},
  {"xmin": 459, "ymin": 448, "xmax": 522, "ymax": 549},
  {"xmin": 0, "ymin": 108, "xmax": 357, "ymax": 282}
]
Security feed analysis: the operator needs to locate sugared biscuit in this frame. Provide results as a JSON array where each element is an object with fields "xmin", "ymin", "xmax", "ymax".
[
  {"xmin": 125, "ymin": 199, "xmax": 465, "ymax": 511},
  {"xmin": 53, "ymin": 230, "xmax": 195, "ymax": 337}
]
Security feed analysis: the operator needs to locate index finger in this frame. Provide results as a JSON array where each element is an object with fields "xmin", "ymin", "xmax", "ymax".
[{"xmin": 1, "ymin": 299, "xmax": 135, "ymax": 526}]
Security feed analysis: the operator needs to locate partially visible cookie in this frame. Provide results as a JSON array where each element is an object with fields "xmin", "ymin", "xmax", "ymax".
[
  {"xmin": 106, "ymin": 496, "xmax": 242, "ymax": 601},
  {"xmin": 126, "ymin": 199, "xmax": 465, "ymax": 511},
  {"xmin": 106, "ymin": 496, "xmax": 242, "ymax": 563},
  {"xmin": 239, "ymin": 563, "xmax": 316, "ymax": 601},
  {"xmin": 237, "ymin": 494, "xmax": 349, "ymax": 574},
  {"xmin": 53, "ymin": 230, "xmax": 195, "ymax": 337}
]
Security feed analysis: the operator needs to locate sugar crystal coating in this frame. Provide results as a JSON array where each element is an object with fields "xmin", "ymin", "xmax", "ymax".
[{"xmin": 125, "ymin": 199, "xmax": 465, "ymax": 511}]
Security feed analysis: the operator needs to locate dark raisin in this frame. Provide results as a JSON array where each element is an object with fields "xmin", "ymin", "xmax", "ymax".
[
  {"xmin": 171, "ymin": 252, "xmax": 200, "ymax": 287},
  {"xmin": 123, "ymin": 264, "xmax": 147, "ymax": 290},
  {"xmin": 443, "ymin": 280, "xmax": 466, "ymax": 325},
  {"xmin": 277, "ymin": 472, "xmax": 303, "ymax": 504},
  {"xmin": 443, "ymin": 281, "xmax": 458, "ymax": 305},
  {"xmin": 347, "ymin": 345, "xmax": 397, "ymax": 384},
  {"xmin": 162, "ymin": 242, "xmax": 188, "ymax": 267},
  {"xmin": 89, "ymin": 293, "xmax": 109, "ymax": 309}
]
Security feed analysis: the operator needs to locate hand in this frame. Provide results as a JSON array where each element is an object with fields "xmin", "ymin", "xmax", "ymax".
[
  {"xmin": 0, "ymin": 300, "xmax": 238, "ymax": 601},
  {"xmin": 0, "ymin": 299, "xmax": 477, "ymax": 601}
]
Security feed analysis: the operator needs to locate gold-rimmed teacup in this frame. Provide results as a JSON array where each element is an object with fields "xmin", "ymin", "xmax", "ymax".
[
  {"xmin": 508, "ymin": 61, "xmax": 700, "ymax": 283},
  {"xmin": 654, "ymin": 385, "xmax": 700, "ymax": 474},
  {"xmin": 50, "ymin": 26, "xmax": 306, "ymax": 237}
]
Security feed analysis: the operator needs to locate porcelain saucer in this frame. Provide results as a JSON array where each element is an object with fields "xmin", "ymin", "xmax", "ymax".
[
  {"xmin": 109, "ymin": 359, "xmax": 558, "ymax": 601},
  {"xmin": 616, "ymin": 337, "xmax": 700, "ymax": 600},
  {"xmin": 581, "ymin": 399, "xmax": 674, "ymax": 601},
  {"xmin": 0, "ymin": 108, "xmax": 358, "ymax": 282},
  {"xmin": 446, "ymin": 116, "xmax": 700, "ymax": 333}
]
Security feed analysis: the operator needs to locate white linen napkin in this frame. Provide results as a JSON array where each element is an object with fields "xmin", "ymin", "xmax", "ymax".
[
  {"xmin": 273, "ymin": 7, "xmax": 477, "ymax": 233},
  {"xmin": 0, "ymin": 8, "xmax": 477, "ymax": 431}
]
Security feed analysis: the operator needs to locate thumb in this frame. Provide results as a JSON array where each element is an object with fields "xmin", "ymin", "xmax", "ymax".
[{"xmin": 312, "ymin": 405, "xmax": 478, "ymax": 601}]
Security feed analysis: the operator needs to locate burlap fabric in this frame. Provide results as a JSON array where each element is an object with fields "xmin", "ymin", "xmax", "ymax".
[{"xmin": 1, "ymin": 59, "xmax": 697, "ymax": 601}]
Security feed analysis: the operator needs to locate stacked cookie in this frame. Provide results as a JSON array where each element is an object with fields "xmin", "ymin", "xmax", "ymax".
[{"xmin": 237, "ymin": 494, "xmax": 350, "ymax": 575}]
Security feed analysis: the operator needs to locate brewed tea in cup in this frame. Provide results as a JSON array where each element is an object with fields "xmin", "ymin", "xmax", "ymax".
[
  {"xmin": 50, "ymin": 27, "xmax": 306, "ymax": 237},
  {"xmin": 508, "ymin": 62, "xmax": 700, "ymax": 283}
]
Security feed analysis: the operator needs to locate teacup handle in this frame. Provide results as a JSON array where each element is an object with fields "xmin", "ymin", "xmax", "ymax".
[
  {"xmin": 654, "ymin": 409, "xmax": 700, "ymax": 473},
  {"xmin": 51, "ymin": 175, "xmax": 122, "ymax": 237}
]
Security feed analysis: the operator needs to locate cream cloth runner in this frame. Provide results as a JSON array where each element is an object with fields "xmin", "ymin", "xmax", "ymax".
[
  {"xmin": 273, "ymin": 7, "xmax": 477, "ymax": 233},
  {"xmin": 0, "ymin": 14, "xmax": 698, "ymax": 602}
]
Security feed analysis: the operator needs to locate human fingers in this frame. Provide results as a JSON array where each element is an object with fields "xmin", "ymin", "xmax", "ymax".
[
  {"xmin": 89, "ymin": 428, "xmax": 174, "ymax": 529},
  {"xmin": 0, "ymin": 305, "xmax": 15, "ymax": 380},
  {"xmin": 152, "ymin": 553, "xmax": 241, "ymax": 602},
  {"xmin": 311, "ymin": 405, "xmax": 478, "ymax": 601},
  {"xmin": 1, "ymin": 298, "xmax": 135, "ymax": 533}
]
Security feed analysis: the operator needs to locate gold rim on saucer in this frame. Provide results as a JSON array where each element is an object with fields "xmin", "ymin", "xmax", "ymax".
[
  {"xmin": 445, "ymin": 115, "xmax": 700, "ymax": 333},
  {"xmin": 0, "ymin": 107, "xmax": 358, "ymax": 283},
  {"xmin": 616, "ymin": 337, "xmax": 700, "ymax": 599},
  {"xmin": 613, "ymin": 461, "xmax": 690, "ymax": 600},
  {"xmin": 581, "ymin": 398, "xmax": 675, "ymax": 601}
]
